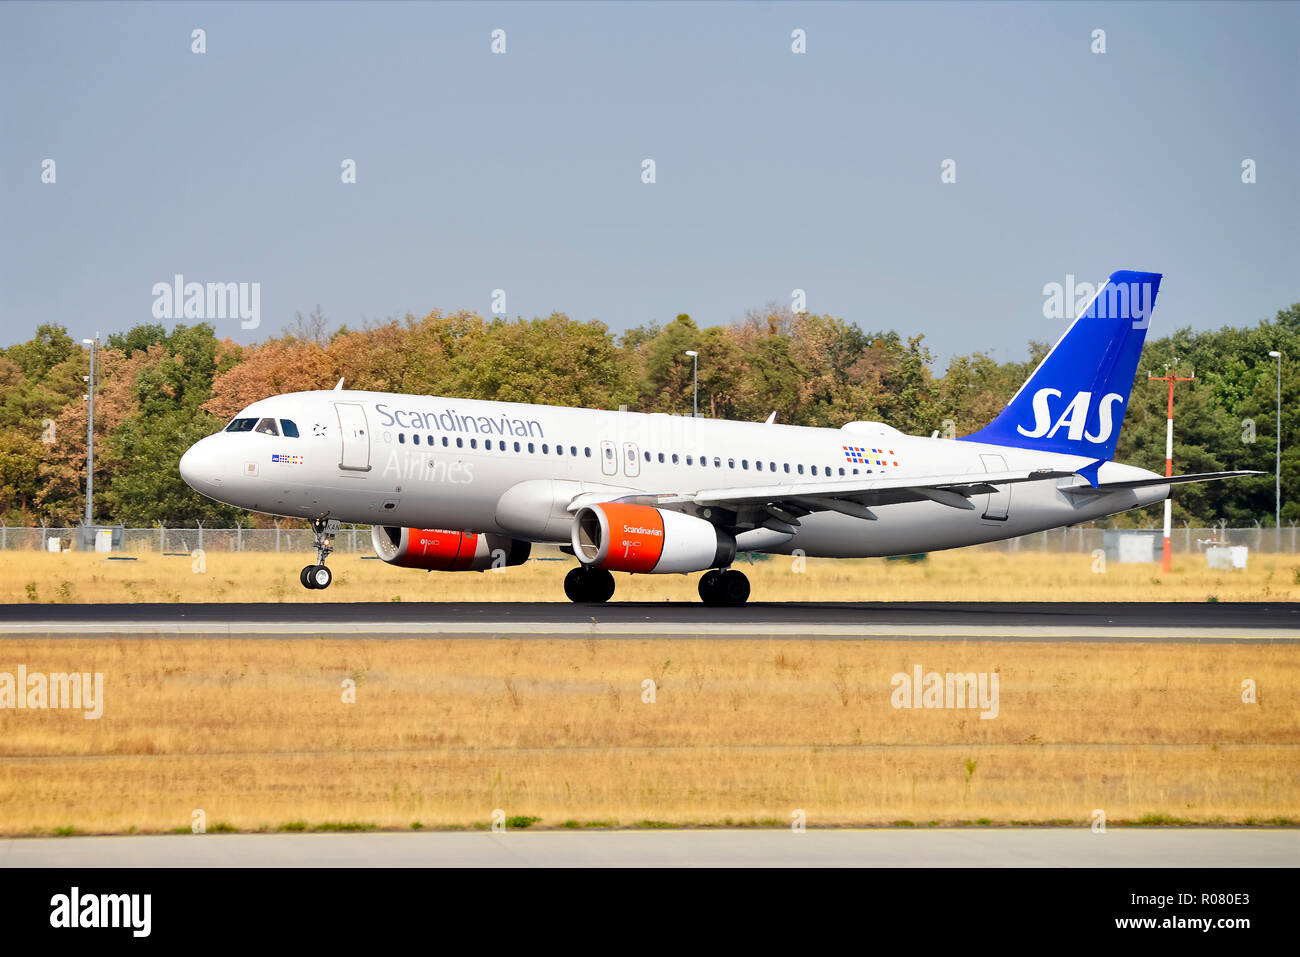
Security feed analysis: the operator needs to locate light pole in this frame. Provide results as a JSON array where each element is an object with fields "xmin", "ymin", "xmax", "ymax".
[
  {"xmin": 1269, "ymin": 350, "xmax": 1281, "ymax": 528},
  {"xmin": 685, "ymin": 350, "xmax": 698, "ymax": 417},
  {"xmin": 82, "ymin": 334, "xmax": 98, "ymax": 527}
]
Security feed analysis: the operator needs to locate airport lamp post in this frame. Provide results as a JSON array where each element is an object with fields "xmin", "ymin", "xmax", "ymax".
[
  {"xmin": 1148, "ymin": 365, "xmax": 1195, "ymax": 574},
  {"xmin": 82, "ymin": 334, "xmax": 99, "ymax": 527},
  {"xmin": 685, "ymin": 350, "xmax": 698, "ymax": 417},
  {"xmin": 1269, "ymin": 350, "xmax": 1282, "ymax": 529}
]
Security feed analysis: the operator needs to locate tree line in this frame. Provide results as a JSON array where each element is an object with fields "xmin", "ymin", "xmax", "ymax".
[{"xmin": 2, "ymin": 300, "xmax": 1296, "ymax": 528}]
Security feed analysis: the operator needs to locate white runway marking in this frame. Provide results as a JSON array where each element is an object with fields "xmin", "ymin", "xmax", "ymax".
[{"xmin": 2, "ymin": 829, "xmax": 1296, "ymax": 868}]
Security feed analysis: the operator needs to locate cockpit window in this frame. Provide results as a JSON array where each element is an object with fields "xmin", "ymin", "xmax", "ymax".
[
  {"xmin": 225, "ymin": 418, "xmax": 257, "ymax": 432},
  {"xmin": 254, "ymin": 417, "xmax": 280, "ymax": 436},
  {"xmin": 281, "ymin": 419, "xmax": 300, "ymax": 438}
]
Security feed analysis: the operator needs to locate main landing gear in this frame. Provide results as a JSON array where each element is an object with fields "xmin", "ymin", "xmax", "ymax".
[
  {"xmin": 562, "ymin": 565, "xmax": 751, "ymax": 605},
  {"xmin": 698, "ymin": 568, "xmax": 750, "ymax": 606},
  {"xmin": 564, "ymin": 565, "xmax": 616, "ymax": 603},
  {"xmin": 300, "ymin": 518, "xmax": 341, "ymax": 590}
]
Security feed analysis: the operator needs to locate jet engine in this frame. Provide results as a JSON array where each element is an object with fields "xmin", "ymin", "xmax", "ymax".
[
  {"xmin": 571, "ymin": 504, "xmax": 735, "ymax": 574},
  {"xmin": 371, "ymin": 526, "xmax": 530, "ymax": 571}
]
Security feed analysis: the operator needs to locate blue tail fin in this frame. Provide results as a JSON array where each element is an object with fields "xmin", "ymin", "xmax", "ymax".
[{"xmin": 961, "ymin": 270, "xmax": 1161, "ymax": 461}]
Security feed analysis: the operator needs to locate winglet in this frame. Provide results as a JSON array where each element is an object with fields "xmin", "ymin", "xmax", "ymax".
[
  {"xmin": 334, "ymin": 377, "xmax": 344, "ymax": 391},
  {"xmin": 1076, "ymin": 459, "xmax": 1104, "ymax": 488}
]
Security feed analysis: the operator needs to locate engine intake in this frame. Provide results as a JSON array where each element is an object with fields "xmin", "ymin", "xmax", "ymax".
[
  {"xmin": 371, "ymin": 526, "xmax": 530, "ymax": 571},
  {"xmin": 571, "ymin": 504, "xmax": 734, "ymax": 574}
]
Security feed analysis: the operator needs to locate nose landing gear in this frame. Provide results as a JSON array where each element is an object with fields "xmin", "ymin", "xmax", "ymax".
[
  {"xmin": 301, "ymin": 518, "xmax": 341, "ymax": 590},
  {"xmin": 698, "ymin": 568, "xmax": 750, "ymax": 606}
]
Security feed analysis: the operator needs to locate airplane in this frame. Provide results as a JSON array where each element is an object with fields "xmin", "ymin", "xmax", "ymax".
[{"xmin": 179, "ymin": 270, "xmax": 1257, "ymax": 605}]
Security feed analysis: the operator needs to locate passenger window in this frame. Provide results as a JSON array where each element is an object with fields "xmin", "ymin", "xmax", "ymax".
[
  {"xmin": 542, "ymin": 444, "xmax": 549, "ymax": 454},
  {"xmin": 281, "ymin": 419, "xmax": 300, "ymax": 438},
  {"xmin": 225, "ymin": 417, "xmax": 257, "ymax": 432},
  {"xmin": 470, "ymin": 439, "xmax": 477, "ymax": 449},
  {"xmin": 413, "ymin": 435, "xmax": 420, "ymax": 445},
  {"xmin": 605, "ymin": 447, "xmax": 614, "ymax": 460},
  {"xmin": 456, "ymin": 438, "xmax": 463, "ymax": 448},
  {"xmin": 584, "ymin": 447, "xmax": 591, "ymax": 457},
  {"xmin": 254, "ymin": 417, "xmax": 279, "ymax": 436},
  {"xmin": 783, "ymin": 463, "xmax": 790, "ymax": 474},
  {"xmin": 657, "ymin": 453, "xmax": 665, "ymax": 463},
  {"xmin": 671, "ymin": 454, "xmax": 679, "ymax": 465},
  {"xmin": 643, "ymin": 451, "xmax": 650, "ymax": 462},
  {"xmin": 755, "ymin": 461, "xmax": 762, "ymax": 471},
  {"xmin": 811, "ymin": 465, "xmax": 817, "ymax": 476},
  {"xmin": 839, "ymin": 467, "xmax": 845, "ymax": 476},
  {"xmin": 398, "ymin": 433, "xmax": 406, "ymax": 445},
  {"xmin": 713, "ymin": 457, "xmax": 721, "ymax": 468},
  {"xmin": 557, "ymin": 445, "xmax": 563, "ymax": 455},
  {"xmin": 742, "ymin": 460, "xmax": 749, "ymax": 470},
  {"xmin": 514, "ymin": 442, "xmax": 521, "ymax": 452},
  {"xmin": 797, "ymin": 464, "xmax": 804, "ymax": 475},
  {"xmin": 528, "ymin": 443, "xmax": 535, "ymax": 453}
]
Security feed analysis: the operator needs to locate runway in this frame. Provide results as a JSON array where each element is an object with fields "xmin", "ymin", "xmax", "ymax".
[
  {"xmin": 1, "ymin": 601, "xmax": 1297, "ymax": 639},
  {"xmin": 2, "ymin": 828, "xmax": 1294, "ymax": 868}
]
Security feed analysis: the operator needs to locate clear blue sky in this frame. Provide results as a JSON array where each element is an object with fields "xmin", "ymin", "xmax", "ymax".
[{"xmin": 2, "ymin": 0, "xmax": 1296, "ymax": 370}]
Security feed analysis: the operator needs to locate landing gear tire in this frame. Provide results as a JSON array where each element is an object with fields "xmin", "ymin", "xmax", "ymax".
[
  {"xmin": 302, "ymin": 518, "xmax": 340, "ymax": 590},
  {"xmin": 699, "ymin": 568, "xmax": 749, "ymax": 606},
  {"xmin": 564, "ymin": 566, "xmax": 615, "ymax": 603}
]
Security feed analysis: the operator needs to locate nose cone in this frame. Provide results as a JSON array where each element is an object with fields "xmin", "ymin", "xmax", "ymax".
[{"xmin": 179, "ymin": 436, "xmax": 222, "ymax": 495}]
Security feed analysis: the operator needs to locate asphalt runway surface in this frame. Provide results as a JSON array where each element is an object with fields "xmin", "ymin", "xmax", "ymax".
[
  {"xmin": 2, "ymin": 601, "xmax": 1297, "ymax": 640},
  {"xmin": 3, "ymin": 829, "xmax": 1295, "ymax": 868}
]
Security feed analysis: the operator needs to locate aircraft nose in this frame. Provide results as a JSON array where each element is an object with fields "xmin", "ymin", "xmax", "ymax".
[{"xmin": 179, "ymin": 436, "xmax": 219, "ymax": 492}]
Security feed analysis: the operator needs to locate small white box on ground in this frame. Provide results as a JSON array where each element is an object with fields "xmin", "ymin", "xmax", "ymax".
[
  {"xmin": 95, "ymin": 529, "xmax": 112, "ymax": 553},
  {"xmin": 1117, "ymin": 535, "xmax": 1155, "ymax": 564},
  {"xmin": 1206, "ymin": 546, "xmax": 1248, "ymax": 570},
  {"xmin": 46, "ymin": 537, "xmax": 61, "ymax": 553}
]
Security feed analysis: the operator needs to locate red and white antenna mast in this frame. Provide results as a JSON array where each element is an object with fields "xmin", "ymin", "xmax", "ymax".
[{"xmin": 1147, "ymin": 361, "xmax": 1195, "ymax": 573}]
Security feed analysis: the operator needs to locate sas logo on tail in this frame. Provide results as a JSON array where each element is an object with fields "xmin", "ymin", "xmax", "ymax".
[{"xmin": 1017, "ymin": 389, "xmax": 1124, "ymax": 443}]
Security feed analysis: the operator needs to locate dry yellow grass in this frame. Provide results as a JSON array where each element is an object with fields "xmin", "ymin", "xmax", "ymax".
[
  {"xmin": 1, "ymin": 637, "xmax": 1296, "ymax": 833},
  {"xmin": 5, "ymin": 548, "xmax": 1300, "ymax": 603}
]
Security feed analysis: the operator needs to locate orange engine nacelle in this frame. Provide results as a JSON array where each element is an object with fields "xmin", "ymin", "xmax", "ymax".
[
  {"xmin": 371, "ymin": 526, "xmax": 531, "ymax": 571},
  {"xmin": 571, "ymin": 503, "xmax": 735, "ymax": 574}
]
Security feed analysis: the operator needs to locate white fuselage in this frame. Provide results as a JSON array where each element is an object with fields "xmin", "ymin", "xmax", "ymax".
[{"xmin": 179, "ymin": 390, "xmax": 1168, "ymax": 558}]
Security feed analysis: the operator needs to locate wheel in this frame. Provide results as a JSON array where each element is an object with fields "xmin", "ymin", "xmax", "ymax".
[
  {"xmin": 300, "ymin": 565, "xmax": 318, "ymax": 589},
  {"xmin": 717, "ymin": 569, "xmax": 750, "ymax": 605},
  {"xmin": 700, "ymin": 568, "xmax": 748, "ymax": 606},
  {"xmin": 564, "ymin": 566, "xmax": 615, "ymax": 603},
  {"xmin": 308, "ymin": 565, "xmax": 332, "ymax": 590}
]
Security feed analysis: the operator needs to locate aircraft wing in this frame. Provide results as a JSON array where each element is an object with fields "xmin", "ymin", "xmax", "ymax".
[
  {"xmin": 571, "ymin": 468, "xmax": 1261, "ymax": 525},
  {"xmin": 1059, "ymin": 470, "xmax": 1262, "ymax": 494}
]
